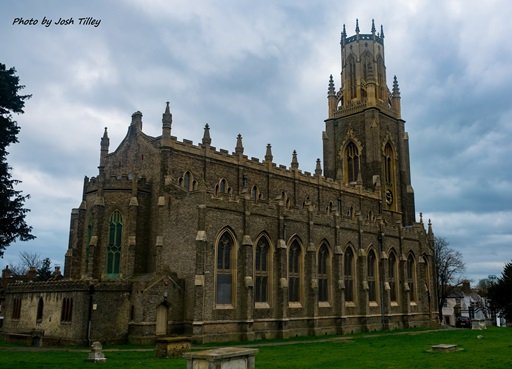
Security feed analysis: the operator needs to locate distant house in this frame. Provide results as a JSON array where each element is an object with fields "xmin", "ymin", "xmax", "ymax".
[{"xmin": 442, "ymin": 280, "xmax": 491, "ymax": 327}]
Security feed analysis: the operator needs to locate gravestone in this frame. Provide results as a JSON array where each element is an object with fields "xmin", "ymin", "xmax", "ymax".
[
  {"xmin": 184, "ymin": 347, "xmax": 258, "ymax": 369},
  {"xmin": 87, "ymin": 341, "xmax": 107, "ymax": 362}
]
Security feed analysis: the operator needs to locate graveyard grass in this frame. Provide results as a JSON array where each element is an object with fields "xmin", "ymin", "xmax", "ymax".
[{"xmin": 1, "ymin": 327, "xmax": 511, "ymax": 369}]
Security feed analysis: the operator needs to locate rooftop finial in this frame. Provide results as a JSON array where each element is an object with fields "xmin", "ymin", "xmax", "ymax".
[
  {"xmin": 341, "ymin": 24, "xmax": 347, "ymax": 45},
  {"xmin": 371, "ymin": 19, "xmax": 376, "ymax": 34},
  {"xmin": 380, "ymin": 24, "xmax": 385, "ymax": 39},
  {"xmin": 265, "ymin": 144, "xmax": 273, "ymax": 162},
  {"xmin": 202, "ymin": 123, "xmax": 211, "ymax": 146},
  {"xmin": 131, "ymin": 111, "xmax": 143, "ymax": 131},
  {"xmin": 355, "ymin": 18, "xmax": 360, "ymax": 34},
  {"xmin": 328, "ymin": 74, "xmax": 335, "ymax": 96},
  {"xmin": 162, "ymin": 101, "xmax": 172, "ymax": 127},
  {"xmin": 392, "ymin": 76, "xmax": 400, "ymax": 96},
  {"xmin": 315, "ymin": 158, "xmax": 322, "ymax": 176},
  {"xmin": 291, "ymin": 150, "xmax": 299, "ymax": 170},
  {"xmin": 235, "ymin": 133, "xmax": 244, "ymax": 155},
  {"xmin": 102, "ymin": 126, "xmax": 108, "ymax": 139}
]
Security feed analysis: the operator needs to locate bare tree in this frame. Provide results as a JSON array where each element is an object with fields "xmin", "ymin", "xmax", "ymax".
[
  {"xmin": 9, "ymin": 251, "xmax": 54, "ymax": 281},
  {"xmin": 433, "ymin": 236, "xmax": 465, "ymax": 322}
]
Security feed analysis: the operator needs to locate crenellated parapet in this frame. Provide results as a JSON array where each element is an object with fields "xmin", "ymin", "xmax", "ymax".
[{"xmin": 84, "ymin": 175, "xmax": 152, "ymax": 194}]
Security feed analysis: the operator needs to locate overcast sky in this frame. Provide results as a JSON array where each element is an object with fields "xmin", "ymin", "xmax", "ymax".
[{"xmin": 1, "ymin": 0, "xmax": 511, "ymax": 283}]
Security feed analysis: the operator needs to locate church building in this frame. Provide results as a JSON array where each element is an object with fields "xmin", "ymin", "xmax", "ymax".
[{"xmin": 1, "ymin": 20, "xmax": 438, "ymax": 344}]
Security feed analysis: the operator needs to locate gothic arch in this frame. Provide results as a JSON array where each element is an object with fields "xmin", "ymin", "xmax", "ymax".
[
  {"xmin": 361, "ymin": 50, "xmax": 373, "ymax": 82},
  {"xmin": 178, "ymin": 171, "xmax": 197, "ymax": 192},
  {"xmin": 254, "ymin": 232, "xmax": 273, "ymax": 305},
  {"xmin": 376, "ymin": 55, "xmax": 386, "ymax": 99},
  {"xmin": 214, "ymin": 227, "xmax": 238, "ymax": 306},
  {"xmin": 346, "ymin": 53, "xmax": 357, "ymax": 100},
  {"xmin": 107, "ymin": 210, "xmax": 123, "ymax": 277},
  {"xmin": 287, "ymin": 236, "xmax": 304, "ymax": 304},
  {"xmin": 318, "ymin": 240, "xmax": 332, "ymax": 304},
  {"xmin": 339, "ymin": 129, "xmax": 364, "ymax": 185},
  {"xmin": 215, "ymin": 178, "xmax": 232, "ymax": 196},
  {"xmin": 344, "ymin": 243, "xmax": 356, "ymax": 303},
  {"xmin": 388, "ymin": 249, "xmax": 399, "ymax": 303},
  {"xmin": 367, "ymin": 247, "xmax": 379, "ymax": 303},
  {"xmin": 407, "ymin": 252, "xmax": 417, "ymax": 303}
]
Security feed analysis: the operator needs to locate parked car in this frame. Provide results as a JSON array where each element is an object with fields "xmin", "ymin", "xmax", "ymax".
[{"xmin": 456, "ymin": 316, "xmax": 471, "ymax": 328}]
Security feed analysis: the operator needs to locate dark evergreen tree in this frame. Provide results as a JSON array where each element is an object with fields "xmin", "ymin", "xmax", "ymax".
[
  {"xmin": 488, "ymin": 261, "xmax": 512, "ymax": 322},
  {"xmin": 0, "ymin": 63, "xmax": 35, "ymax": 256}
]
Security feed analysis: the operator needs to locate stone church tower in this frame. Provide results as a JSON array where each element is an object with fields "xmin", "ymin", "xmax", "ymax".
[{"xmin": 323, "ymin": 19, "xmax": 415, "ymax": 226}]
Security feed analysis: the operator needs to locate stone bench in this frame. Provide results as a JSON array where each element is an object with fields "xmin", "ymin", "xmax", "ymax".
[
  {"xmin": 6, "ymin": 330, "xmax": 44, "ymax": 347},
  {"xmin": 184, "ymin": 347, "xmax": 258, "ymax": 369},
  {"xmin": 155, "ymin": 336, "xmax": 192, "ymax": 358}
]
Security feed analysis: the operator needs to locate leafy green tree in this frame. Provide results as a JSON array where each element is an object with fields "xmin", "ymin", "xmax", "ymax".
[
  {"xmin": 0, "ymin": 63, "xmax": 35, "ymax": 256},
  {"xmin": 488, "ymin": 261, "xmax": 512, "ymax": 321}
]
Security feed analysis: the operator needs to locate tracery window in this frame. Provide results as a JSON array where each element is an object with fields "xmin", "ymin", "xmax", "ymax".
[
  {"xmin": 255, "ymin": 237, "xmax": 270, "ymax": 303},
  {"xmin": 376, "ymin": 56, "xmax": 385, "ymax": 99},
  {"xmin": 348, "ymin": 55, "xmax": 357, "ymax": 100},
  {"xmin": 107, "ymin": 211, "xmax": 123, "ymax": 276},
  {"xmin": 407, "ymin": 254, "xmax": 416, "ymax": 302},
  {"xmin": 318, "ymin": 243, "xmax": 330, "ymax": 303},
  {"xmin": 389, "ymin": 251, "xmax": 398, "ymax": 302},
  {"xmin": 346, "ymin": 142, "xmax": 360, "ymax": 183},
  {"xmin": 344, "ymin": 246, "xmax": 355, "ymax": 302},
  {"xmin": 216, "ymin": 231, "xmax": 234, "ymax": 305},
  {"xmin": 288, "ymin": 240, "xmax": 302, "ymax": 303},
  {"xmin": 384, "ymin": 144, "xmax": 394, "ymax": 185},
  {"xmin": 368, "ymin": 250, "xmax": 378, "ymax": 302}
]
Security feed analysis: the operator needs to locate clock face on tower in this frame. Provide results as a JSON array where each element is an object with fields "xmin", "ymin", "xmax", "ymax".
[{"xmin": 385, "ymin": 190, "xmax": 393, "ymax": 205}]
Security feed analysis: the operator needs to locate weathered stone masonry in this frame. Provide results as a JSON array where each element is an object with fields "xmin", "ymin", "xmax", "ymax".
[{"xmin": 1, "ymin": 21, "xmax": 438, "ymax": 344}]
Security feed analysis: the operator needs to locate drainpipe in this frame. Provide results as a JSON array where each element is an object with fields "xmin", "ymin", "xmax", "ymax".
[{"xmin": 87, "ymin": 284, "xmax": 95, "ymax": 345}]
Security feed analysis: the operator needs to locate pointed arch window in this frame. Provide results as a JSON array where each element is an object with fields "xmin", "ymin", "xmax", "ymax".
[
  {"xmin": 362, "ymin": 52, "xmax": 371, "ymax": 81},
  {"xmin": 348, "ymin": 55, "xmax": 357, "ymax": 100},
  {"xmin": 255, "ymin": 237, "xmax": 270, "ymax": 303},
  {"xmin": 368, "ymin": 250, "xmax": 378, "ymax": 302},
  {"xmin": 36, "ymin": 297, "xmax": 44, "ymax": 323},
  {"xmin": 423, "ymin": 254, "xmax": 431, "ymax": 296},
  {"xmin": 288, "ymin": 240, "xmax": 302, "ymax": 303},
  {"xmin": 61, "ymin": 298, "xmax": 73, "ymax": 322},
  {"xmin": 86, "ymin": 221, "xmax": 93, "ymax": 270},
  {"xmin": 183, "ymin": 171, "xmax": 191, "ymax": 192},
  {"xmin": 251, "ymin": 185, "xmax": 259, "ymax": 202},
  {"xmin": 318, "ymin": 243, "xmax": 330, "ymax": 303},
  {"xmin": 107, "ymin": 211, "xmax": 123, "ymax": 276},
  {"xmin": 12, "ymin": 297, "xmax": 22, "ymax": 320},
  {"xmin": 407, "ymin": 254, "xmax": 417, "ymax": 302},
  {"xmin": 219, "ymin": 179, "xmax": 226, "ymax": 193},
  {"xmin": 344, "ymin": 246, "xmax": 355, "ymax": 302},
  {"xmin": 216, "ymin": 231, "xmax": 234, "ymax": 305},
  {"xmin": 376, "ymin": 56, "xmax": 385, "ymax": 99},
  {"xmin": 384, "ymin": 144, "xmax": 394, "ymax": 185},
  {"xmin": 346, "ymin": 142, "xmax": 360, "ymax": 183},
  {"xmin": 389, "ymin": 251, "xmax": 398, "ymax": 302}
]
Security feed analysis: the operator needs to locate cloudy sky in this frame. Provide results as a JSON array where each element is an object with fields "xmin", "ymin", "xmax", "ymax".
[{"xmin": 1, "ymin": 0, "xmax": 511, "ymax": 283}]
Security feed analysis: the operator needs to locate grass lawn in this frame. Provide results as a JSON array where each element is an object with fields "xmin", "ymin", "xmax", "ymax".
[{"xmin": 0, "ymin": 327, "xmax": 511, "ymax": 369}]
